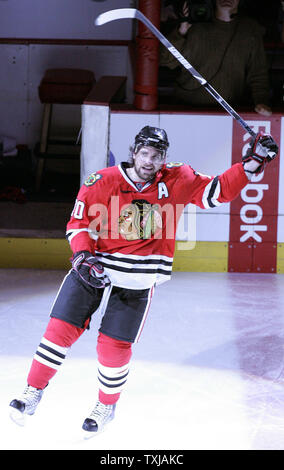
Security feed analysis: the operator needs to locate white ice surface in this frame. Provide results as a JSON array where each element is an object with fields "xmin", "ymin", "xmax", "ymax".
[{"xmin": 1, "ymin": 269, "xmax": 284, "ymax": 450}]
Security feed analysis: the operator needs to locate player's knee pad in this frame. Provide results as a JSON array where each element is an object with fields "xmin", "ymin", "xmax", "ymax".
[
  {"xmin": 96, "ymin": 332, "xmax": 132, "ymax": 366},
  {"xmin": 45, "ymin": 317, "xmax": 88, "ymax": 347}
]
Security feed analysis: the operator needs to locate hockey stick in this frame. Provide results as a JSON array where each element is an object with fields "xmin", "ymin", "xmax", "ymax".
[{"xmin": 95, "ymin": 8, "xmax": 256, "ymax": 138}]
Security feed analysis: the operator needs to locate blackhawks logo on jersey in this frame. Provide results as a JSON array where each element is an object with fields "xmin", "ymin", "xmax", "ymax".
[
  {"xmin": 84, "ymin": 172, "xmax": 102, "ymax": 186},
  {"xmin": 118, "ymin": 199, "xmax": 162, "ymax": 241},
  {"xmin": 166, "ymin": 162, "xmax": 184, "ymax": 168}
]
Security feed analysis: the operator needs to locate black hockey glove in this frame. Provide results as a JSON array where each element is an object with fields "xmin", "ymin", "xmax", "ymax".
[
  {"xmin": 242, "ymin": 131, "xmax": 278, "ymax": 175},
  {"xmin": 72, "ymin": 251, "xmax": 110, "ymax": 289}
]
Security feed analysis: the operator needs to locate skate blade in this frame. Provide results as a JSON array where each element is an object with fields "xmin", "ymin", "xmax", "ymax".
[
  {"xmin": 82, "ymin": 426, "xmax": 108, "ymax": 440},
  {"xmin": 82, "ymin": 423, "xmax": 108, "ymax": 439},
  {"xmin": 9, "ymin": 408, "xmax": 26, "ymax": 427},
  {"xmin": 82, "ymin": 429, "xmax": 100, "ymax": 440}
]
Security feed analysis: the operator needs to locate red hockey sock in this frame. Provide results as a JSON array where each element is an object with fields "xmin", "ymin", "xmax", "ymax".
[
  {"xmin": 96, "ymin": 332, "xmax": 132, "ymax": 405},
  {"xmin": 27, "ymin": 317, "xmax": 88, "ymax": 389}
]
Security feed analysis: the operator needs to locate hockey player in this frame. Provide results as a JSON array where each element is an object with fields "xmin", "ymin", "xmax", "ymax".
[{"xmin": 9, "ymin": 126, "xmax": 278, "ymax": 434}]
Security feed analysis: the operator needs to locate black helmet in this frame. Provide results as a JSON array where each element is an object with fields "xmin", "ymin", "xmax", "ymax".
[{"xmin": 134, "ymin": 126, "xmax": 169, "ymax": 157}]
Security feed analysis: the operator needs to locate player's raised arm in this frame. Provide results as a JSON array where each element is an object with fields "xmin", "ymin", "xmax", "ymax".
[{"xmin": 188, "ymin": 132, "xmax": 278, "ymax": 209}]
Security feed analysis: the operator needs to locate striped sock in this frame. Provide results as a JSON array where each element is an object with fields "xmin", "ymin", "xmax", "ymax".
[
  {"xmin": 98, "ymin": 362, "xmax": 130, "ymax": 405},
  {"xmin": 28, "ymin": 337, "xmax": 68, "ymax": 389},
  {"xmin": 34, "ymin": 337, "xmax": 68, "ymax": 370},
  {"xmin": 96, "ymin": 332, "xmax": 132, "ymax": 405},
  {"xmin": 27, "ymin": 318, "xmax": 87, "ymax": 390}
]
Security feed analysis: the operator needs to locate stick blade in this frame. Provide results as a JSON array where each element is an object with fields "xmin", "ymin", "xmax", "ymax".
[{"xmin": 95, "ymin": 8, "xmax": 137, "ymax": 26}]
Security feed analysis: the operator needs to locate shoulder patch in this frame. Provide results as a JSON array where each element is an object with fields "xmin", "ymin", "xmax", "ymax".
[
  {"xmin": 84, "ymin": 172, "xmax": 103, "ymax": 186},
  {"xmin": 166, "ymin": 162, "xmax": 184, "ymax": 169}
]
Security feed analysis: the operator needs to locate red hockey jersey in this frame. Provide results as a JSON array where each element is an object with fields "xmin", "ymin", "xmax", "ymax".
[{"xmin": 66, "ymin": 161, "xmax": 248, "ymax": 289}]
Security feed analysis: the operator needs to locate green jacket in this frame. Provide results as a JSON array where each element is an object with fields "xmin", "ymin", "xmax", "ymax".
[{"xmin": 159, "ymin": 16, "xmax": 270, "ymax": 107}]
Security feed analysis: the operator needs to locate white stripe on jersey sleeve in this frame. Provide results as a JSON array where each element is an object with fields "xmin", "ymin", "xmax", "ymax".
[
  {"xmin": 66, "ymin": 228, "xmax": 98, "ymax": 242},
  {"xmin": 202, "ymin": 178, "xmax": 221, "ymax": 209}
]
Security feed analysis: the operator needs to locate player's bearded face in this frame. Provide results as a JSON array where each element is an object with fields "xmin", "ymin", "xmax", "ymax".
[{"xmin": 133, "ymin": 146, "xmax": 165, "ymax": 181}]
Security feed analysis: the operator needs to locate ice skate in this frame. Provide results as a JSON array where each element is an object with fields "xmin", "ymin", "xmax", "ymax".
[
  {"xmin": 82, "ymin": 400, "xmax": 116, "ymax": 436},
  {"xmin": 9, "ymin": 385, "xmax": 44, "ymax": 426}
]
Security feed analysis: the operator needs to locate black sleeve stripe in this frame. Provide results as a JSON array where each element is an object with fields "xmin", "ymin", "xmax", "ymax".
[{"xmin": 207, "ymin": 176, "xmax": 219, "ymax": 208}]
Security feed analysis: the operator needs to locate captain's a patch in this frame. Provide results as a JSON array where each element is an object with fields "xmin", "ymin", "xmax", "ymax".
[{"xmin": 84, "ymin": 172, "xmax": 103, "ymax": 186}]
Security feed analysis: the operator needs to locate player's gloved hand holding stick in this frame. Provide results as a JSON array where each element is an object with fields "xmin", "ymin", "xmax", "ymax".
[
  {"xmin": 242, "ymin": 132, "xmax": 278, "ymax": 176},
  {"xmin": 72, "ymin": 251, "xmax": 110, "ymax": 288}
]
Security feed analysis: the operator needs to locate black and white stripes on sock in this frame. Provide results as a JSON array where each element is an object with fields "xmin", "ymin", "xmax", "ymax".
[
  {"xmin": 34, "ymin": 337, "xmax": 68, "ymax": 371},
  {"xmin": 97, "ymin": 363, "xmax": 130, "ymax": 395}
]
